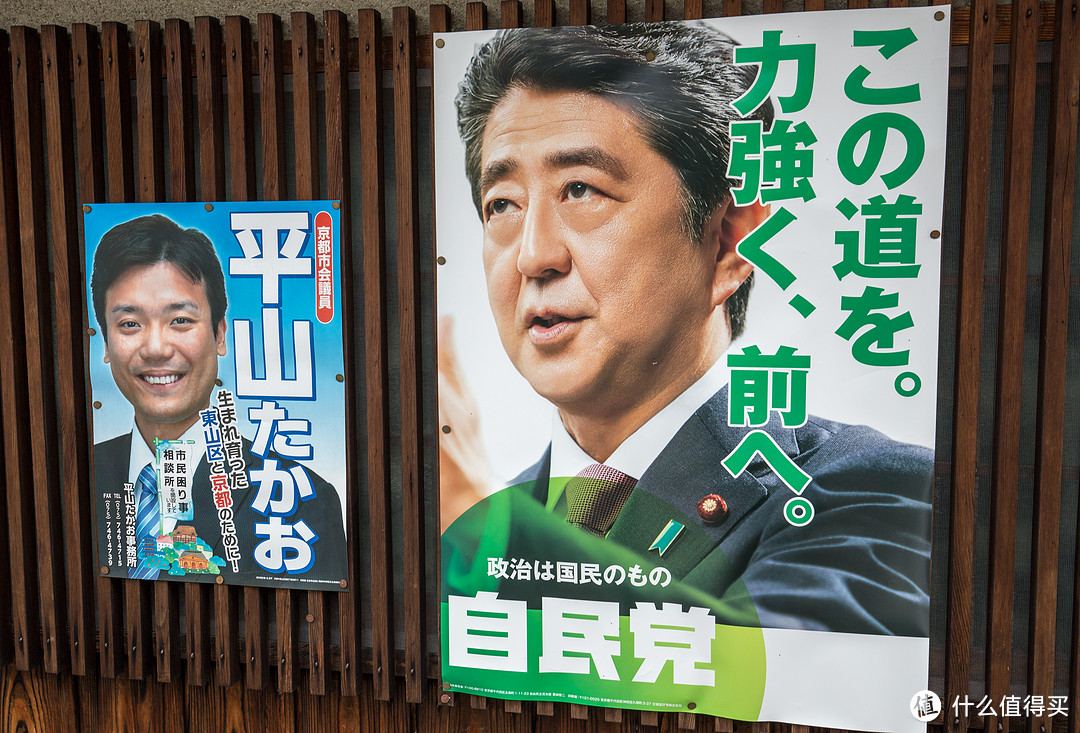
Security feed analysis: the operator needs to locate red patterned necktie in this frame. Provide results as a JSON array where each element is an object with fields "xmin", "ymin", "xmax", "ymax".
[{"xmin": 565, "ymin": 463, "xmax": 638, "ymax": 536}]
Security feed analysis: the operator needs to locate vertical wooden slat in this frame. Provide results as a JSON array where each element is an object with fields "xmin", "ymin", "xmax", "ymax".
[
  {"xmin": 255, "ymin": 12, "xmax": 298, "ymax": 695},
  {"xmin": 466, "ymin": 3, "xmax": 487, "ymax": 30},
  {"xmin": 103, "ymin": 22, "xmax": 135, "ymax": 203},
  {"xmin": 195, "ymin": 15, "xmax": 240, "ymax": 688},
  {"xmin": 1032, "ymin": 4, "xmax": 1079, "ymax": 733},
  {"xmin": 196, "ymin": 18, "xmax": 227, "ymax": 203},
  {"xmin": 945, "ymin": 2, "xmax": 994, "ymax": 729},
  {"xmin": 986, "ymin": 2, "xmax": 1038, "ymax": 732},
  {"xmin": 501, "ymin": 1, "xmax": 523, "ymax": 28},
  {"xmin": 683, "ymin": 0, "xmax": 702, "ymax": 21},
  {"xmin": 290, "ymin": 10, "xmax": 329, "ymax": 697},
  {"xmin": 394, "ymin": 5, "xmax": 426, "ymax": 705},
  {"xmin": 534, "ymin": 0, "xmax": 555, "ymax": 27},
  {"xmin": 0, "ymin": 28, "xmax": 36, "ymax": 673},
  {"xmin": 324, "ymin": 9, "xmax": 360, "ymax": 699},
  {"xmin": 431, "ymin": 5, "xmax": 451, "ymax": 33},
  {"xmin": 721, "ymin": 0, "xmax": 740, "ymax": 17},
  {"xmin": 763, "ymin": 0, "xmax": 782, "ymax": 13},
  {"xmin": 14, "ymin": 24, "xmax": 66, "ymax": 675},
  {"xmin": 645, "ymin": 0, "xmax": 664, "ymax": 22},
  {"xmin": 135, "ymin": 19, "xmax": 182, "ymax": 686},
  {"xmin": 607, "ymin": 0, "xmax": 626, "ymax": 25},
  {"xmin": 225, "ymin": 15, "xmax": 268, "ymax": 691},
  {"xmin": 569, "ymin": 0, "xmax": 590, "ymax": 26},
  {"xmin": 802, "ymin": 0, "xmax": 824, "ymax": 11},
  {"xmin": 167, "ymin": 16, "xmax": 211, "ymax": 688},
  {"xmin": 104, "ymin": 21, "xmax": 153, "ymax": 680},
  {"xmin": 359, "ymin": 5, "xmax": 392, "ymax": 704},
  {"xmin": 74, "ymin": 22, "xmax": 122, "ymax": 680},
  {"xmin": 429, "ymin": 0, "xmax": 450, "ymax": 706},
  {"xmin": 42, "ymin": 24, "xmax": 94, "ymax": 678},
  {"xmin": 165, "ymin": 20, "xmax": 195, "ymax": 202}
]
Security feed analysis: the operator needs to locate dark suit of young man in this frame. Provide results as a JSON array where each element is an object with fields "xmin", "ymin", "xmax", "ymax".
[{"xmin": 94, "ymin": 432, "xmax": 347, "ymax": 587}]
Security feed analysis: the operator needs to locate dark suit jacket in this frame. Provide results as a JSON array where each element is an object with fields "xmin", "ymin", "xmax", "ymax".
[
  {"xmin": 94, "ymin": 432, "xmax": 347, "ymax": 589},
  {"xmin": 443, "ymin": 386, "xmax": 932, "ymax": 637}
]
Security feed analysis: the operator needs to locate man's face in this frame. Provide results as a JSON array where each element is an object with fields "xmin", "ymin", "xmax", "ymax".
[
  {"xmin": 102, "ymin": 261, "xmax": 226, "ymax": 443},
  {"xmin": 480, "ymin": 88, "xmax": 730, "ymax": 422}
]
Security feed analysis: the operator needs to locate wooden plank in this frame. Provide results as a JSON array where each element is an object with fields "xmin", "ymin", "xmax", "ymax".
[
  {"xmin": 42, "ymin": 23, "xmax": 94, "ymax": 678},
  {"xmin": 103, "ymin": 22, "xmax": 135, "ymax": 204},
  {"xmin": 73, "ymin": 22, "xmax": 122, "ymax": 680},
  {"xmin": 986, "ymin": 2, "xmax": 1039, "ymax": 732},
  {"xmin": 607, "ymin": 0, "xmax": 626, "ymax": 25},
  {"xmin": 13, "ymin": 24, "xmax": 65, "ymax": 676},
  {"xmin": 466, "ymin": 2, "xmax": 487, "ymax": 30},
  {"xmin": 722, "ymin": 0, "xmax": 740, "ymax": 18},
  {"xmin": 166, "ymin": 20, "xmax": 196, "ymax": 202},
  {"xmin": 945, "ymin": 2, "xmax": 994, "ymax": 729},
  {"xmin": 501, "ymin": 1, "xmax": 523, "ymax": 28},
  {"xmin": 645, "ymin": 0, "xmax": 664, "ymax": 22},
  {"xmin": 224, "ymin": 14, "xmax": 268, "ymax": 692},
  {"xmin": 603, "ymin": 708, "xmax": 621, "ymax": 723},
  {"xmin": 324, "ymin": 8, "xmax": 360, "ymax": 698},
  {"xmin": 255, "ymin": 11, "xmax": 298, "ymax": 695},
  {"xmin": 166, "ymin": 17, "xmax": 212, "ymax": 689},
  {"xmin": 684, "ymin": 0, "xmax": 702, "ymax": 21},
  {"xmin": 534, "ymin": 0, "xmax": 555, "ymax": 27},
  {"xmin": 290, "ymin": 10, "xmax": 330, "ymax": 697},
  {"xmin": 394, "ymin": 5, "xmax": 426, "ymax": 705},
  {"xmin": 950, "ymin": 3, "xmax": 1057, "ymax": 46},
  {"xmin": 358, "ymin": 5, "xmax": 392, "ymax": 704},
  {"xmin": 640, "ymin": 710, "xmax": 658, "ymax": 726},
  {"xmin": 196, "ymin": 17, "xmax": 226, "ymax": 205},
  {"xmin": 194, "ymin": 15, "xmax": 240, "ymax": 688},
  {"xmin": 763, "ymin": 0, "xmax": 782, "ymax": 12},
  {"xmin": 0, "ymin": 29, "xmax": 37, "ymax": 674},
  {"xmin": 103, "ymin": 21, "xmax": 153, "ymax": 680},
  {"xmin": 135, "ymin": 19, "xmax": 182, "ymax": 686},
  {"xmin": 1030, "ymin": 4, "xmax": 1079, "ymax": 733},
  {"xmin": 802, "ymin": 0, "xmax": 824, "ymax": 10},
  {"xmin": 569, "ymin": 0, "xmax": 590, "ymax": 26},
  {"xmin": 431, "ymin": 5, "xmax": 451, "ymax": 33}
]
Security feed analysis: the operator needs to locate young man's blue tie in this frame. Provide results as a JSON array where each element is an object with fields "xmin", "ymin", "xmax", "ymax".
[{"xmin": 132, "ymin": 462, "xmax": 160, "ymax": 580}]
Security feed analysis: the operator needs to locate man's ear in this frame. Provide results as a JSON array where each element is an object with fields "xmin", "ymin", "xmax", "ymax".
[
  {"xmin": 215, "ymin": 319, "xmax": 227, "ymax": 357},
  {"xmin": 703, "ymin": 198, "xmax": 769, "ymax": 308}
]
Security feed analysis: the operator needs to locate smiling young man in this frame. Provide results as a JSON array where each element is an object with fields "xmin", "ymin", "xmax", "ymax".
[
  {"xmin": 91, "ymin": 214, "xmax": 345, "ymax": 584},
  {"xmin": 441, "ymin": 23, "xmax": 933, "ymax": 637}
]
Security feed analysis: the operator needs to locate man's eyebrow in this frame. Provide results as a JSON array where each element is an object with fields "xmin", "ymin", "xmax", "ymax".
[
  {"xmin": 480, "ymin": 158, "xmax": 517, "ymax": 197},
  {"xmin": 545, "ymin": 147, "xmax": 629, "ymax": 181},
  {"xmin": 109, "ymin": 301, "xmax": 203, "ymax": 317},
  {"xmin": 479, "ymin": 146, "xmax": 630, "ymax": 197}
]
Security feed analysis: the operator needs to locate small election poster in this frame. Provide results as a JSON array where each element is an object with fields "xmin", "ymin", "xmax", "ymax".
[
  {"xmin": 434, "ymin": 7, "xmax": 948, "ymax": 732},
  {"xmin": 85, "ymin": 201, "xmax": 348, "ymax": 591}
]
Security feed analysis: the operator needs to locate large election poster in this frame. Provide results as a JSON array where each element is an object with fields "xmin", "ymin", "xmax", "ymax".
[
  {"xmin": 85, "ymin": 201, "xmax": 349, "ymax": 591},
  {"xmin": 434, "ymin": 6, "xmax": 949, "ymax": 732}
]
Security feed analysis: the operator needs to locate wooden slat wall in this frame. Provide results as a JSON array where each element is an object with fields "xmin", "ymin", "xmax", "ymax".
[{"xmin": 0, "ymin": 1, "xmax": 1077, "ymax": 731}]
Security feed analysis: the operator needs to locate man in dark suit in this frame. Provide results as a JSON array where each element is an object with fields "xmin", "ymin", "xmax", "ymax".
[
  {"xmin": 90, "ymin": 214, "xmax": 346, "ymax": 588},
  {"xmin": 440, "ymin": 23, "xmax": 931, "ymax": 636}
]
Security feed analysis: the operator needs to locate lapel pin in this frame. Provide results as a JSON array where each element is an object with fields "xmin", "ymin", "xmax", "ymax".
[
  {"xmin": 648, "ymin": 520, "xmax": 684, "ymax": 557},
  {"xmin": 697, "ymin": 493, "xmax": 728, "ymax": 525}
]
